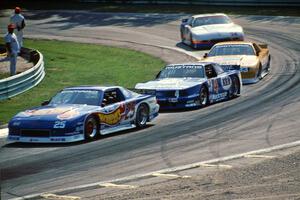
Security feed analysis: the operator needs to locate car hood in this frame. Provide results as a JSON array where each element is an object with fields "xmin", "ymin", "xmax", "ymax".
[
  {"xmin": 191, "ymin": 23, "xmax": 242, "ymax": 35},
  {"xmin": 135, "ymin": 78, "xmax": 205, "ymax": 90},
  {"xmin": 13, "ymin": 104, "xmax": 99, "ymax": 121},
  {"xmin": 203, "ymin": 55, "xmax": 258, "ymax": 67}
]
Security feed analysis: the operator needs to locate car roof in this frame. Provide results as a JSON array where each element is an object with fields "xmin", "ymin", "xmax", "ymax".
[
  {"xmin": 213, "ymin": 41, "xmax": 254, "ymax": 46},
  {"xmin": 191, "ymin": 13, "xmax": 228, "ymax": 19},
  {"xmin": 64, "ymin": 85, "xmax": 122, "ymax": 91}
]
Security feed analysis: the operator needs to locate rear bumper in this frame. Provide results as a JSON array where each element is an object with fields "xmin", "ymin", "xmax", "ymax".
[
  {"xmin": 242, "ymin": 78, "xmax": 260, "ymax": 84},
  {"xmin": 191, "ymin": 37, "xmax": 244, "ymax": 49}
]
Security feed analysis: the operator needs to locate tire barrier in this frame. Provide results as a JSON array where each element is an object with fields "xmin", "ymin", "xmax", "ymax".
[{"xmin": 0, "ymin": 47, "xmax": 45, "ymax": 101}]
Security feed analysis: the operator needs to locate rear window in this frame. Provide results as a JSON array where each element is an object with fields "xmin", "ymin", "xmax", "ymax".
[{"xmin": 208, "ymin": 44, "xmax": 255, "ymax": 56}]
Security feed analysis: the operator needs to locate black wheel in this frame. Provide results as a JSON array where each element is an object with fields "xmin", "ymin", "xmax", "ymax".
[
  {"xmin": 266, "ymin": 56, "xmax": 271, "ymax": 72},
  {"xmin": 230, "ymin": 76, "xmax": 240, "ymax": 98},
  {"xmin": 257, "ymin": 64, "xmax": 263, "ymax": 79},
  {"xmin": 189, "ymin": 34, "xmax": 195, "ymax": 49},
  {"xmin": 84, "ymin": 116, "xmax": 99, "ymax": 140},
  {"xmin": 135, "ymin": 104, "xmax": 149, "ymax": 128},
  {"xmin": 198, "ymin": 86, "xmax": 209, "ymax": 107},
  {"xmin": 180, "ymin": 30, "xmax": 184, "ymax": 42}
]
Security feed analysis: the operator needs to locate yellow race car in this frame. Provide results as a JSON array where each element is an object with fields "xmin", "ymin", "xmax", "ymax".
[{"xmin": 202, "ymin": 41, "xmax": 271, "ymax": 84}]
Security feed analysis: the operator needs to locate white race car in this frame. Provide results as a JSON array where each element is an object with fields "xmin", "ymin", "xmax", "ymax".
[{"xmin": 180, "ymin": 13, "xmax": 244, "ymax": 49}]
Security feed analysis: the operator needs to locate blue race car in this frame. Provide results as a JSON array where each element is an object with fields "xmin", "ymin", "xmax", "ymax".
[
  {"xmin": 135, "ymin": 62, "xmax": 242, "ymax": 110},
  {"xmin": 8, "ymin": 86, "xmax": 159, "ymax": 143}
]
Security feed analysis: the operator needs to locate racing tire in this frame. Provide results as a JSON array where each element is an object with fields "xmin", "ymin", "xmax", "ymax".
[
  {"xmin": 230, "ymin": 76, "xmax": 240, "ymax": 98},
  {"xmin": 189, "ymin": 34, "xmax": 195, "ymax": 49},
  {"xmin": 135, "ymin": 104, "xmax": 149, "ymax": 128},
  {"xmin": 198, "ymin": 86, "xmax": 209, "ymax": 107},
  {"xmin": 266, "ymin": 56, "xmax": 271, "ymax": 72},
  {"xmin": 180, "ymin": 30, "xmax": 184, "ymax": 42},
  {"xmin": 84, "ymin": 115, "xmax": 99, "ymax": 140},
  {"xmin": 257, "ymin": 64, "xmax": 263, "ymax": 80}
]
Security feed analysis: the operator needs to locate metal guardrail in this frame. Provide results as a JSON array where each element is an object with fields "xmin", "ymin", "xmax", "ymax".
[
  {"xmin": 0, "ymin": 48, "xmax": 45, "ymax": 101},
  {"xmin": 81, "ymin": 0, "xmax": 300, "ymax": 6}
]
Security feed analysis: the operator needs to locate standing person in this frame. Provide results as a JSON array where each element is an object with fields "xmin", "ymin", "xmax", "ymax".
[
  {"xmin": 10, "ymin": 7, "xmax": 25, "ymax": 48},
  {"xmin": 0, "ymin": 24, "xmax": 20, "ymax": 76}
]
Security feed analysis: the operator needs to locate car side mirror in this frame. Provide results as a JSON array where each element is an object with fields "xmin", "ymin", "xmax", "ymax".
[
  {"xmin": 41, "ymin": 100, "xmax": 50, "ymax": 106},
  {"xmin": 256, "ymin": 51, "xmax": 260, "ymax": 56},
  {"xmin": 203, "ymin": 53, "xmax": 208, "ymax": 58},
  {"xmin": 155, "ymin": 71, "xmax": 161, "ymax": 79}
]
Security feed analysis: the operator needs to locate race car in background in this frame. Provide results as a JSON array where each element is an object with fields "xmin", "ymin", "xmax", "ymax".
[
  {"xmin": 180, "ymin": 13, "xmax": 244, "ymax": 49},
  {"xmin": 135, "ymin": 63, "xmax": 242, "ymax": 110},
  {"xmin": 8, "ymin": 86, "xmax": 159, "ymax": 143},
  {"xmin": 202, "ymin": 41, "xmax": 271, "ymax": 84}
]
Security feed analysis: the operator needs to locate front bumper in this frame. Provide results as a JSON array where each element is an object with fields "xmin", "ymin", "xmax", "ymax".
[
  {"xmin": 149, "ymin": 104, "xmax": 160, "ymax": 120},
  {"xmin": 7, "ymin": 134, "xmax": 84, "ymax": 143},
  {"xmin": 157, "ymin": 95, "xmax": 199, "ymax": 110}
]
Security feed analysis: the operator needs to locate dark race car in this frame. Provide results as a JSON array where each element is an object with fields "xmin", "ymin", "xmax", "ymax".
[{"xmin": 135, "ymin": 62, "xmax": 242, "ymax": 110}]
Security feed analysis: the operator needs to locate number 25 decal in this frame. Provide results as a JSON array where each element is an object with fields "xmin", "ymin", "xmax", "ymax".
[{"xmin": 54, "ymin": 121, "xmax": 66, "ymax": 128}]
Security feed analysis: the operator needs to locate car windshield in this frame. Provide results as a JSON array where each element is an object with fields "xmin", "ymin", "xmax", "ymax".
[
  {"xmin": 50, "ymin": 90, "xmax": 102, "ymax": 106},
  {"xmin": 192, "ymin": 15, "xmax": 231, "ymax": 27},
  {"xmin": 208, "ymin": 44, "xmax": 255, "ymax": 56},
  {"xmin": 158, "ymin": 65, "xmax": 205, "ymax": 78}
]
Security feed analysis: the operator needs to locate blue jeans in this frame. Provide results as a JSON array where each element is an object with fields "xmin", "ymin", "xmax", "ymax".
[{"xmin": 0, "ymin": 54, "xmax": 17, "ymax": 76}]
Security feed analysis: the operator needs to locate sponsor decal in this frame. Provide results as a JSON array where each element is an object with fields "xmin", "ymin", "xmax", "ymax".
[
  {"xmin": 124, "ymin": 102, "xmax": 135, "ymax": 120},
  {"xmin": 210, "ymin": 92, "xmax": 227, "ymax": 100},
  {"xmin": 213, "ymin": 79, "xmax": 219, "ymax": 93},
  {"xmin": 221, "ymin": 76, "xmax": 232, "ymax": 90},
  {"xmin": 24, "ymin": 107, "xmax": 79, "ymax": 119},
  {"xmin": 99, "ymin": 107, "xmax": 122, "ymax": 126},
  {"xmin": 240, "ymin": 67, "xmax": 249, "ymax": 72},
  {"xmin": 230, "ymin": 32, "xmax": 238, "ymax": 37},
  {"xmin": 168, "ymin": 98, "xmax": 178, "ymax": 103},
  {"xmin": 58, "ymin": 109, "xmax": 80, "ymax": 120},
  {"xmin": 166, "ymin": 65, "xmax": 203, "ymax": 70},
  {"xmin": 13, "ymin": 121, "xmax": 21, "ymax": 126},
  {"xmin": 98, "ymin": 102, "xmax": 136, "ymax": 125},
  {"xmin": 51, "ymin": 138, "xmax": 66, "ymax": 142}
]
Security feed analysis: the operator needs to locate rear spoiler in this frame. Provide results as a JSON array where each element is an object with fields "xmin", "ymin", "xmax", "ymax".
[
  {"xmin": 258, "ymin": 43, "xmax": 268, "ymax": 49},
  {"xmin": 130, "ymin": 88, "xmax": 156, "ymax": 95}
]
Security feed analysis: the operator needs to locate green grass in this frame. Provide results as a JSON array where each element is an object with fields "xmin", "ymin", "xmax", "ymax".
[
  {"xmin": 0, "ymin": 73, "xmax": 10, "ymax": 79},
  {"xmin": 0, "ymin": 39, "xmax": 165, "ymax": 124},
  {"xmin": 2, "ymin": 1, "xmax": 300, "ymax": 16}
]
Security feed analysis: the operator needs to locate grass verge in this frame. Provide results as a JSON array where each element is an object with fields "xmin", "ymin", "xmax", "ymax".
[
  {"xmin": 2, "ymin": 1, "xmax": 300, "ymax": 16},
  {"xmin": 0, "ymin": 39, "xmax": 165, "ymax": 124}
]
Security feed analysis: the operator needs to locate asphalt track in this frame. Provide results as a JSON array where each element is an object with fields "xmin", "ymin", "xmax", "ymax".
[{"xmin": 0, "ymin": 11, "xmax": 299, "ymax": 199}]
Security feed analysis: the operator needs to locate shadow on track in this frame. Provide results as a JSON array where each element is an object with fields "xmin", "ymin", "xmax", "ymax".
[
  {"xmin": 25, "ymin": 11, "xmax": 188, "ymax": 30},
  {"xmin": 3, "ymin": 124, "xmax": 155, "ymax": 149}
]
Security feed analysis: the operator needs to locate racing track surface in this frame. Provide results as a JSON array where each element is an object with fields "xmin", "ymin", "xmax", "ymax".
[{"xmin": 0, "ymin": 11, "xmax": 299, "ymax": 199}]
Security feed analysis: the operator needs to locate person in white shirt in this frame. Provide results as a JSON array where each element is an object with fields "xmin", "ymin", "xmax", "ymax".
[
  {"xmin": 10, "ymin": 7, "xmax": 26, "ymax": 48},
  {"xmin": 0, "ymin": 24, "xmax": 20, "ymax": 76}
]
